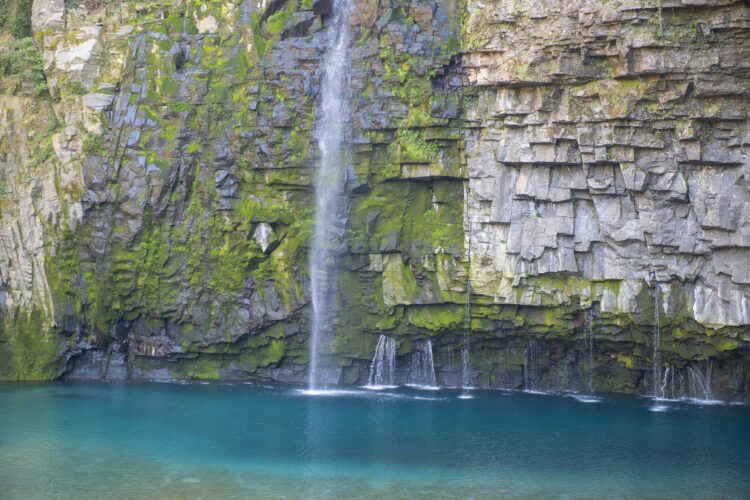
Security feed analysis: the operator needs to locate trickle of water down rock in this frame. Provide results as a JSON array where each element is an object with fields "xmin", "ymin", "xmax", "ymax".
[
  {"xmin": 368, "ymin": 335, "xmax": 396, "ymax": 388},
  {"xmin": 409, "ymin": 340, "xmax": 437, "ymax": 387},
  {"xmin": 653, "ymin": 284, "xmax": 662, "ymax": 398}
]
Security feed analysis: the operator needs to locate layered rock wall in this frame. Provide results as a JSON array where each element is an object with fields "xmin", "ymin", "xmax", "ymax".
[{"xmin": 0, "ymin": 0, "xmax": 748, "ymax": 399}]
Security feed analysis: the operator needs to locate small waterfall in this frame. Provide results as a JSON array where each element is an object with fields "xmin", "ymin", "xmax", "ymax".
[
  {"xmin": 461, "ymin": 297, "xmax": 471, "ymax": 388},
  {"xmin": 495, "ymin": 346, "xmax": 506, "ymax": 389},
  {"xmin": 307, "ymin": 0, "xmax": 352, "ymax": 390},
  {"xmin": 586, "ymin": 310, "xmax": 595, "ymax": 393},
  {"xmin": 461, "ymin": 227, "xmax": 473, "ymax": 390},
  {"xmin": 444, "ymin": 345, "xmax": 455, "ymax": 387},
  {"xmin": 655, "ymin": 361, "xmax": 715, "ymax": 402},
  {"xmin": 665, "ymin": 365, "xmax": 677, "ymax": 399},
  {"xmin": 687, "ymin": 360, "xmax": 714, "ymax": 401},
  {"xmin": 367, "ymin": 335, "xmax": 396, "ymax": 388},
  {"xmin": 408, "ymin": 340, "xmax": 437, "ymax": 387},
  {"xmin": 652, "ymin": 283, "xmax": 662, "ymax": 398},
  {"xmin": 524, "ymin": 338, "xmax": 541, "ymax": 392},
  {"xmin": 555, "ymin": 362, "xmax": 571, "ymax": 392}
]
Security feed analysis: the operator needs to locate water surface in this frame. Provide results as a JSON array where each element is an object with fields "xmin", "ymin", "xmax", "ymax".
[{"xmin": 0, "ymin": 383, "xmax": 748, "ymax": 499}]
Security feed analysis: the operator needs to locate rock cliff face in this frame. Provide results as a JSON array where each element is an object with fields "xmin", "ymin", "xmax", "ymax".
[{"xmin": 0, "ymin": 0, "xmax": 748, "ymax": 399}]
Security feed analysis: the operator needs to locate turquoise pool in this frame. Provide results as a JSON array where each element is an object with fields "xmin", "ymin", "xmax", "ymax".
[{"xmin": 0, "ymin": 383, "xmax": 748, "ymax": 498}]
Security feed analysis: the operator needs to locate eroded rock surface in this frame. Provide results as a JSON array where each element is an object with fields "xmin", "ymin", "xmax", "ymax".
[{"xmin": 0, "ymin": 0, "xmax": 747, "ymax": 399}]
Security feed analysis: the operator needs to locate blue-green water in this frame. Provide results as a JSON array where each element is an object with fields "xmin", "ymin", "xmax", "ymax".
[{"xmin": 1, "ymin": 384, "xmax": 748, "ymax": 499}]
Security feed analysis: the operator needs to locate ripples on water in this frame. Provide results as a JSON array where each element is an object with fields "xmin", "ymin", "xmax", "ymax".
[{"xmin": 0, "ymin": 382, "xmax": 748, "ymax": 499}]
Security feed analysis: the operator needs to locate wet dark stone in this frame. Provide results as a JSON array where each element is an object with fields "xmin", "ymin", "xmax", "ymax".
[
  {"xmin": 313, "ymin": 0, "xmax": 332, "ymax": 17},
  {"xmin": 282, "ymin": 17, "xmax": 315, "ymax": 39}
]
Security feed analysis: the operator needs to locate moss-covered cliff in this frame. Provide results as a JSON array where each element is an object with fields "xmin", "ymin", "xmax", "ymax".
[{"xmin": 0, "ymin": 0, "xmax": 748, "ymax": 400}]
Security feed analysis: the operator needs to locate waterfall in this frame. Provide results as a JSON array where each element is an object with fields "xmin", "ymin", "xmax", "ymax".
[
  {"xmin": 687, "ymin": 360, "xmax": 714, "ymax": 401},
  {"xmin": 652, "ymin": 283, "xmax": 661, "ymax": 398},
  {"xmin": 653, "ymin": 361, "xmax": 715, "ymax": 403},
  {"xmin": 307, "ymin": 0, "xmax": 352, "ymax": 390},
  {"xmin": 586, "ymin": 310, "xmax": 595, "ymax": 393},
  {"xmin": 659, "ymin": 365, "xmax": 671, "ymax": 399},
  {"xmin": 525, "ymin": 338, "xmax": 541, "ymax": 392},
  {"xmin": 408, "ymin": 340, "xmax": 437, "ymax": 387},
  {"xmin": 367, "ymin": 335, "xmax": 396, "ymax": 388},
  {"xmin": 496, "ymin": 346, "xmax": 506, "ymax": 390},
  {"xmin": 461, "ymin": 290, "xmax": 472, "ymax": 389},
  {"xmin": 461, "ymin": 227, "xmax": 473, "ymax": 390},
  {"xmin": 444, "ymin": 345, "xmax": 455, "ymax": 387}
]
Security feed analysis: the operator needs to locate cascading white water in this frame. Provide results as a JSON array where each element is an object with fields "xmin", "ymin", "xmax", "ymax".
[
  {"xmin": 586, "ymin": 309, "xmax": 595, "ymax": 393},
  {"xmin": 367, "ymin": 335, "xmax": 396, "ymax": 388},
  {"xmin": 653, "ymin": 361, "xmax": 716, "ymax": 403},
  {"xmin": 525, "ymin": 338, "xmax": 541, "ymax": 392},
  {"xmin": 495, "ymin": 346, "xmax": 507, "ymax": 390},
  {"xmin": 461, "ymin": 286, "xmax": 472, "ymax": 389},
  {"xmin": 307, "ymin": 0, "xmax": 352, "ymax": 390},
  {"xmin": 461, "ymin": 226, "xmax": 473, "ymax": 390},
  {"xmin": 659, "ymin": 365, "xmax": 674, "ymax": 399},
  {"xmin": 652, "ymin": 283, "xmax": 662, "ymax": 398},
  {"xmin": 687, "ymin": 361, "xmax": 714, "ymax": 401},
  {"xmin": 444, "ymin": 345, "xmax": 455, "ymax": 387},
  {"xmin": 408, "ymin": 340, "xmax": 437, "ymax": 387}
]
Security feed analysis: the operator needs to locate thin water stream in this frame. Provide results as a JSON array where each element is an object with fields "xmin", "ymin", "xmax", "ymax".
[{"xmin": 367, "ymin": 335, "xmax": 396, "ymax": 388}]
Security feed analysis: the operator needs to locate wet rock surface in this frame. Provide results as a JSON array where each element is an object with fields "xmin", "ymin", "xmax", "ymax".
[{"xmin": 0, "ymin": 0, "xmax": 747, "ymax": 399}]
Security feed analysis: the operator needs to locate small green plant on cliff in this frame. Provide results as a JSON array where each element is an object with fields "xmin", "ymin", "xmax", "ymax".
[
  {"xmin": 67, "ymin": 82, "xmax": 89, "ymax": 96},
  {"xmin": 0, "ymin": 0, "xmax": 33, "ymax": 38},
  {"xmin": 0, "ymin": 37, "xmax": 48, "ymax": 96},
  {"xmin": 378, "ymin": 36, "xmax": 433, "ymax": 126},
  {"xmin": 397, "ymin": 129, "xmax": 439, "ymax": 163},
  {"xmin": 82, "ymin": 134, "xmax": 106, "ymax": 156}
]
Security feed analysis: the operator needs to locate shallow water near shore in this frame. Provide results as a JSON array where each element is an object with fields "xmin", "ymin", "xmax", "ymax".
[{"xmin": 1, "ymin": 382, "xmax": 748, "ymax": 499}]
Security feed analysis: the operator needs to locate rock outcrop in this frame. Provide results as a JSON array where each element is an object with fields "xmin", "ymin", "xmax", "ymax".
[{"xmin": 0, "ymin": 0, "xmax": 748, "ymax": 400}]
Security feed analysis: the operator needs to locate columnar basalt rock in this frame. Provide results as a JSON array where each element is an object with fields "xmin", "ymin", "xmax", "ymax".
[
  {"xmin": 457, "ymin": 0, "xmax": 750, "ymax": 398},
  {"xmin": 0, "ymin": 0, "xmax": 747, "ymax": 400}
]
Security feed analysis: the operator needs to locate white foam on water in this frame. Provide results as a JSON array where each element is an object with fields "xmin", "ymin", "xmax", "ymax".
[
  {"xmin": 523, "ymin": 389, "xmax": 551, "ymax": 396},
  {"xmin": 570, "ymin": 394, "xmax": 604, "ymax": 404},
  {"xmin": 648, "ymin": 404, "xmax": 670, "ymax": 412},
  {"xmin": 297, "ymin": 388, "xmax": 366, "ymax": 397},
  {"xmin": 404, "ymin": 384, "xmax": 441, "ymax": 391},
  {"xmin": 681, "ymin": 397, "xmax": 725, "ymax": 406},
  {"xmin": 363, "ymin": 385, "xmax": 399, "ymax": 391}
]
